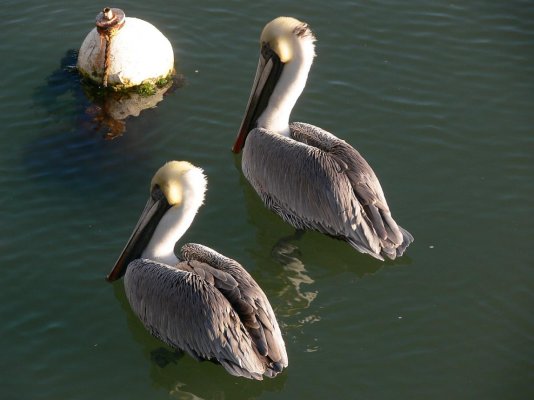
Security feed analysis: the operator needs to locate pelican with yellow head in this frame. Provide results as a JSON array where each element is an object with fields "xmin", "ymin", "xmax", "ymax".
[
  {"xmin": 107, "ymin": 161, "xmax": 287, "ymax": 380},
  {"xmin": 233, "ymin": 17, "xmax": 413, "ymax": 260}
]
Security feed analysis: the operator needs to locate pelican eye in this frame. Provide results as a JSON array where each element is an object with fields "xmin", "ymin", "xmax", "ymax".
[
  {"xmin": 151, "ymin": 184, "xmax": 165, "ymax": 201},
  {"xmin": 261, "ymin": 42, "xmax": 277, "ymax": 60}
]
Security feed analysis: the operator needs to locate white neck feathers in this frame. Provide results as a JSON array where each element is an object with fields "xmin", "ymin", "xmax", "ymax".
[
  {"xmin": 141, "ymin": 168, "xmax": 207, "ymax": 266},
  {"xmin": 257, "ymin": 37, "xmax": 315, "ymax": 137}
]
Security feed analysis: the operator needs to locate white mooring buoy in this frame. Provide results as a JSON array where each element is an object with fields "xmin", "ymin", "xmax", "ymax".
[{"xmin": 77, "ymin": 7, "xmax": 174, "ymax": 89}]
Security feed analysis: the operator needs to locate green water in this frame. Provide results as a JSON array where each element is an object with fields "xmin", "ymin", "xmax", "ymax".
[{"xmin": 1, "ymin": 1, "xmax": 533, "ymax": 399}]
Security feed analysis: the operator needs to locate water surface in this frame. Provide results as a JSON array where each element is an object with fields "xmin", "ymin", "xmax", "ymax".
[{"xmin": 1, "ymin": 1, "xmax": 533, "ymax": 399}]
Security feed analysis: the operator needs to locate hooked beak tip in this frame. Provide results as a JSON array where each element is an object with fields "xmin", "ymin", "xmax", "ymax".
[
  {"xmin": 231, "ymin": 143, "xmax": 242, "ymax": 154},
  {"xmin": 232, "ymin": 127, "xmax": 247, "ymax": 153},
  {"xmin": 105, "ymin": 267, "xmax": 121, "ymax": 282}
]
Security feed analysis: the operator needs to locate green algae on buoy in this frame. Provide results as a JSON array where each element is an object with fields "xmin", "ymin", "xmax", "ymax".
[{"xmin": 77, "ymin": 7, "xmax": 175, "ymax": 90}]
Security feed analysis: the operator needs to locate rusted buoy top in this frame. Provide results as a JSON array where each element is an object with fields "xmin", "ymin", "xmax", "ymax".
[{"xmin": 96, "ymin": 7, "xmax": 126, "ymax": 33}]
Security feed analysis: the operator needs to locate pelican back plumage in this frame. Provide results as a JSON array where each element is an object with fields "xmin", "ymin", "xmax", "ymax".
[
  {"xmin": 124, "ymin": 243, "xmax": 287, "ymax": 380},
  {"xmin": 242, "ymin": 122, "xmax": 413, "ymax": 260}
]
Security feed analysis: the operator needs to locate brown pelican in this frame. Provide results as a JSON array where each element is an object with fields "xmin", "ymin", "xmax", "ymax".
[
  {"xmin": 106, "ymin": 161, "xmax": 288, "ymax": 380},
  {"xmin": 232, "ymin": 17, "xmax": 413, "ymax": 260}
]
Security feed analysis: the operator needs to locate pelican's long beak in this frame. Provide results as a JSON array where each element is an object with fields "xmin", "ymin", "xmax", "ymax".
[
  {"xmin": 106, "ymin": 188, "xmax": 171, "ymax": 282},
  {"xmin": 232, "ymin": 45, "xmax": 284, "ymax": 153}
]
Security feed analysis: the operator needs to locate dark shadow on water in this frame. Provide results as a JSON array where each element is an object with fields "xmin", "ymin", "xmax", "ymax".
[
  {"xmin": 111, "ymin": 278, "xmax": 287, "ymax": 400},
  {"xmin": 33, "ymin": 49, "xmax": 183, "ymax": 139},
  {"xmin": 25, "ymin": 49, "xmax": 184, "ymax": 195}
]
